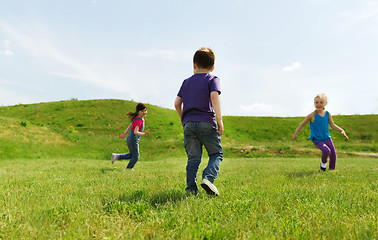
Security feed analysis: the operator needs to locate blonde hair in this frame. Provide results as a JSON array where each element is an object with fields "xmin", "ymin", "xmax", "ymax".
[
  {"xmin": 314, "ymin": 93, "xmax": 328, "ymax": 110},
  {"xmin": 314, "ymin": 93, "xmax": 328, "ymax": 103}
]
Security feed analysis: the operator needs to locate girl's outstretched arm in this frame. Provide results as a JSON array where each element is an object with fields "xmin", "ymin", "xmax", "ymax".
[
  {"xmin": 133, "ymin": 125, "xmax": 149, "ymax": 136},
  {"xmin": 329, "ymin": 113, "xmax": 349, "ymax": 139},
  {"xmin": 292, "ymin": 113, "xmax": 313, "ymax": 141},
  {"xmin": 119, "ymin": 123, "xmax": 132, "ymax": 139}
]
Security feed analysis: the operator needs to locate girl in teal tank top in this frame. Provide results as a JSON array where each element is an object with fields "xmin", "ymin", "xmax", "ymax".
[
  {"xmin": 292, "ymin": 94, "xmax": 349, "ymax": 171},
  {"xmin": 309, "ymin": 111, "xmax": 331, "ymax": 143}
]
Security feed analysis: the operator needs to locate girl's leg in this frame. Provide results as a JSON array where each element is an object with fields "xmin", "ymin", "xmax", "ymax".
[
  {"xmin": 325, "ymin": 139, "xmax": 337, "ymax": 170},
  {"xmin": 313, "ymin": 141, "xmax": 331, "ymax": 167},
  {"xmin": 117, "ymin": 153, "xmax": 131, "ymax": 160},
  {"xmin": 116, "ymin": 137, "xmax": 132, "ymax": 160},
  {"xmin": 126, "ymin": 140, "xmax": 139, "ymax": 169}
]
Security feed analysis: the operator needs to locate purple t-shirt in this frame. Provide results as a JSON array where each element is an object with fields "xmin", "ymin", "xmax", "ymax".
[{"xmin": 177, "ymin": 73, "xmax": 221, "ymax": 126}]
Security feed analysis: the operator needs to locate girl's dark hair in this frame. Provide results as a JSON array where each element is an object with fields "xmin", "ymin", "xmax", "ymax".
[{"xmin": 126, "ymin": 103, "xmax": 146, "ymax": 121}]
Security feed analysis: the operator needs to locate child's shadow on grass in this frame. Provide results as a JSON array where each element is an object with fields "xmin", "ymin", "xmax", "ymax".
[
  {"xmin": 103, "ymin": 189, "xmax": 189, "ymax": 214},
  {"xmin": 121, "ymin": 189, "xmax": 189, "ymax": 207},
  {"xmin": 99, "ymin": 168, "xmax": 116, "ymax": 174},
  {"xmin": 287, "ymin": 170, "xmax": 321, "ymax": 178}
]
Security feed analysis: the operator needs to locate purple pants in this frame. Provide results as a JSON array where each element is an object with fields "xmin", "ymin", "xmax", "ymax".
[{"xmin": 313, "ymin": 139, "xmax": 337, "ymax": 170}]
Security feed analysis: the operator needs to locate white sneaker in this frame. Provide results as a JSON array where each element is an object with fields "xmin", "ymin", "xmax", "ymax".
[
  {"xmin": 201, "ymin": 179, "xmax": 219, "ymax": 196},
  {"xmin": 125, "ymin": 168, "xmax": 134, "ymax": 171},
  {"xmin": 111, "ymin": 153, "xmax": 118, "ymax": 164}
]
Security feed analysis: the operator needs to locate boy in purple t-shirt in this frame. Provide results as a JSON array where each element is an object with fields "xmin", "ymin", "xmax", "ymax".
[{"xmin": 174, "ymin": 47, "xmax": 224, "ymax": 196}]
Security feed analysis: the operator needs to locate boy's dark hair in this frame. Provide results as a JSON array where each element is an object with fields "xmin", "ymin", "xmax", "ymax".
[
  {"xmin": 193, "ymin": 47, "xmax": 215, "ymax": 70},
  {"xmin": 127, "ymin": 103, "xmax": 146, "ymax": 121}
]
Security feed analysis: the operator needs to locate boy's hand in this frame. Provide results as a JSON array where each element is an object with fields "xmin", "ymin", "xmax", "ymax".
[
  {"xmin": 118, "ymin": 133, "xmax": 126, "ymax": 139},
  {"xmin": 144, "ymin": 129, "xmax": 150, "ymax": 136},
  {"xmin": 217, "ymin": 120, "xmax": 224, "ymax": 136}
]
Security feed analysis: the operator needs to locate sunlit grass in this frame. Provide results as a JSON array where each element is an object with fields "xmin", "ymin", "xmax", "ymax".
[{"xmin": 1, "ymin": 157, "xmax": 376, "ymax": 239}]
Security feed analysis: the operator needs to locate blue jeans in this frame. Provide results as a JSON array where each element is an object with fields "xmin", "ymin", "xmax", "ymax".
[
  {"xmin": 118, "ymin": 134, "xmax": 140, "ymax": 169},
  {"xmin": 184, "ymin": 121, "xmax": 223, "ymax": 194}
]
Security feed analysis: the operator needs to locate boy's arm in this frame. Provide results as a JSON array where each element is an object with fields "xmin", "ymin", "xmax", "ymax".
[
  {"xmin": 329, "ymin": 113, "xmax": 349, "ymax": 139},
  {"xmin": 174, "ymin": 96, "xmax": 183, "ymax": 120},
  {"xmin": 210, "ymin": 91, "xmax": 224, "ymax": 136}
]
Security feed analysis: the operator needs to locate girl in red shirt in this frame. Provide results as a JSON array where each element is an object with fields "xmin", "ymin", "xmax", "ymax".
[{"xmin": 111, "ymin": 103, "xmax": 149, "ymax": 170}]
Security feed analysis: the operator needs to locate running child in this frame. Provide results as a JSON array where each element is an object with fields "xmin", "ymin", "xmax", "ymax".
[
  {"xmin": 111, "ymin": 103, "xmax": 149, "ymax": 170},
  {"xmin": 292, "ymin": 93, "xmax": 349, "ymax": 171},
  {"xmin": 174, "ymin": 47, "xmax": 224, "ymax": 196}
]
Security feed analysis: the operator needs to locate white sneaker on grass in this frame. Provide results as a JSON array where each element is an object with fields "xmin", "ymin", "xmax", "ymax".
[
  {"xmin": 320, "ymin": 162, "xmax": 327, "ymax": 171},
  {"xmin": 111, "ymin": 153, "xmax": 118, "ymax": 164},
  {"xmin": 201, "ymin": 179, "xmax": 219, "ymax": 196}
]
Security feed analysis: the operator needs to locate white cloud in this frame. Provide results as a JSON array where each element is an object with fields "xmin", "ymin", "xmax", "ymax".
[
  {"xmin": 132, "ymin": 49, "xmax": 191, "ymax": 61},
  {"xmin": 339, "ymin": 10, "xmax": 378, "ymax": 26},
  {"xmin": 307, "ymin": 0, "xmax": 329, "ymax": 4},
  {"xmin": 0, "ymin": 22, "xmax": 189, "ymax": 108},
  {"xmin": 0, "ymin": 78, "xmax": 44, "ymax": 92},
  {"xmin": 282, "ymin": 62, "xmax": 301, "ymax": 72},
  {"xmin": 340, "ymin": 2, "xmax": 378, "ymax": 22},
  {"xmin": 0, "ymin": 86, "xmax": 36, "ymax": 106},
  {"xmin": 0, "ymin": 40, "xmax": 13, "ymax": 56},
  {"xmin": 240, "ymin": 102, "xmax": 274, "ymax": 116},
  {"xmin": 338, "ymin": 1, "xmax": 378, "ymax": 33},
  {"xmin": 0, "ymin": 21, "xmax": 132, "ymax": 93}
]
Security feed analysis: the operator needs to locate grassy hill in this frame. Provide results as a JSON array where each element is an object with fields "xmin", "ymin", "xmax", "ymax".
[{"xmin": 0, "ymin": 99, "xmax": 376, "ymax": 160}]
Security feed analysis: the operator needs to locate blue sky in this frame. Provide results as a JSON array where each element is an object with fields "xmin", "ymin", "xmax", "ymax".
[{"xmin": 1, "ymin": 0, "xmax": 377, "ymax": 116}]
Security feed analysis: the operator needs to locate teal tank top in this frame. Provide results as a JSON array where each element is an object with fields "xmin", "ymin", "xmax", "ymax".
[{"xmin": 309, "ymin": 111, "xmax": 331, "ymax": 143}]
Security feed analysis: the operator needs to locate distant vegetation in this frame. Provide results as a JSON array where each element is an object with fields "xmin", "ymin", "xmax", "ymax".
[{"xmin": 0, "ymin": 99, "xmax": 376, "ymax": 160}]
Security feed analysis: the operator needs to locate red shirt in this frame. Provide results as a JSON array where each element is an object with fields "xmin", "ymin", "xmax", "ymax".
[{"xmin": 132, "ymin": 118, "xmax": 144, "ymax": 132}]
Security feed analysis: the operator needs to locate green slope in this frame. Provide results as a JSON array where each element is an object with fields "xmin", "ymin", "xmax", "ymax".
[{"xmin": 0, "ymin": 99, "xmax": 376, "ymax": 160}]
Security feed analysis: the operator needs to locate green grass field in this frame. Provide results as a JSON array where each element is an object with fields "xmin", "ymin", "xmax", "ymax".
[
  {"xmin": 0, "ymin": 99, "xmax": 377, "ymax": 239},
  {"xmin": 0, "ymin": 157, "xmax": 376, "ymax": 239}
]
